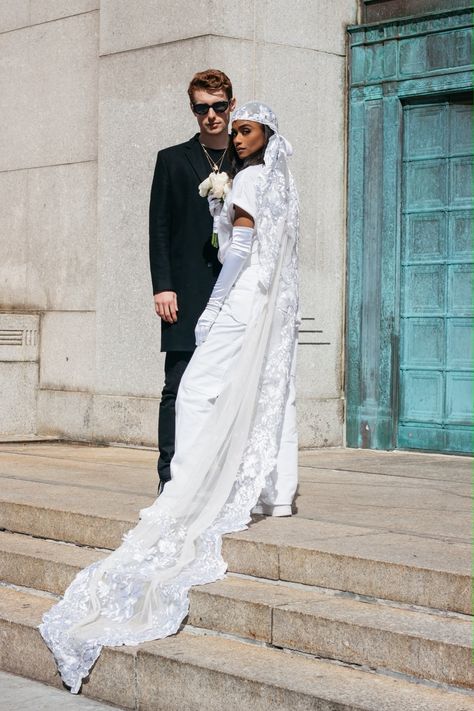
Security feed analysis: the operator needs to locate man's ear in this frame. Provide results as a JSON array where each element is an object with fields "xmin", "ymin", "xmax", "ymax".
[{"xmin": 230, "ymin": 97, "xmax": 236, "ymax": 110}]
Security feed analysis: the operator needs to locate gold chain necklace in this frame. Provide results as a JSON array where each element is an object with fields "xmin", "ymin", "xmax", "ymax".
[{"xmin": 200, "ymin": 142, "xmax": 227, "ymax": 173}]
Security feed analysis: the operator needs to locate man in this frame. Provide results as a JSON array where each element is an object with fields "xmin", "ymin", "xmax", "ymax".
[{"xmin": 149, "ymin": 69, "xmax": 235, "ymax": 492}]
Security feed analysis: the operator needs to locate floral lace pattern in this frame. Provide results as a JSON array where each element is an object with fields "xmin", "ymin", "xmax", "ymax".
[{"xmin": 39, "ymin": 103, "xmax": 299, "ymax": 694}]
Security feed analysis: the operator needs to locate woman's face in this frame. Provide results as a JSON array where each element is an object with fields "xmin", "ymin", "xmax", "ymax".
[{"xmin": 231, "ymin": 120, "xmax": 265, "ymax": 159}]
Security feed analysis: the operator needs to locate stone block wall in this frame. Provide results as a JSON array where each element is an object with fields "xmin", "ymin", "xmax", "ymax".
[
  {"xmin": 0, "ymin": 0, "xmax": 358, "ymax": 447},
  {"xmin": 0, "ymin": 4, "xmax": 99, "ymax": 439}
]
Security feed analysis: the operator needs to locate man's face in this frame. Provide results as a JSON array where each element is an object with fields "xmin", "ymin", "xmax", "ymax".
[{"xmin": 191, "ymin": 89, "xmax": 235, "ymax": 139}]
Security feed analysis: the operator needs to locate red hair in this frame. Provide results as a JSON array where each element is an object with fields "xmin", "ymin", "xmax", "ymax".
[{"xmin": 187, "ymin": 69, "xmax": 233, "ymax": 102}]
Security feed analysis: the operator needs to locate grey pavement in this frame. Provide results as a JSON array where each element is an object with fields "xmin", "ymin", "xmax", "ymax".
[{"xmin": 0, "ymin": 670, "xmax": 121, "ymax": 710}]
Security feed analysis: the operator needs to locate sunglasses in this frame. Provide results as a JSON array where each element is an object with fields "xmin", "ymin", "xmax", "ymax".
[{"xmin": 192, "ymin": 100, "xmax": 230, "ymax": 115}]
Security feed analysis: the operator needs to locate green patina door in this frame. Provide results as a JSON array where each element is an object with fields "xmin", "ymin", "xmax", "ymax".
[
  {"xmin": 398, "ymin": 95, "xmax": 472, "ymax": 453},
  {"xmin": 347, "ymin": 8, "xmax": 473, "ymax": 453}
]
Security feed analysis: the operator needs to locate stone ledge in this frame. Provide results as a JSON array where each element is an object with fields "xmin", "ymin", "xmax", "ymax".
[{"xmin": 1, "ymin": 586, "xmax": 473, "ymax": 711}]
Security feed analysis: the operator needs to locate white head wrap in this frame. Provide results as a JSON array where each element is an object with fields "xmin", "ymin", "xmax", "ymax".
[
  {"xmin": 230, "ymin": 101, "xmax": 298, "ymax": 292},
  {"xmin": 231, "ymin": 100, "xmax": 293, "ymax": 158}
]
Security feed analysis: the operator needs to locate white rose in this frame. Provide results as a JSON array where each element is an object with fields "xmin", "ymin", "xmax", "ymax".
[
  {"xmin": 198, "ymin": 176, "xmax": 212, "ymax": 197},
  {"xmin": 208, "ymin": 171, "xmax": 230, "ymax": 199}
]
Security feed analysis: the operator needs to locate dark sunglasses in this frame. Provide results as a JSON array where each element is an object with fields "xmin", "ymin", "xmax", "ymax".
[{"xmin": 192, "ymin": 100, "xmax": 230, "ymax": 115}]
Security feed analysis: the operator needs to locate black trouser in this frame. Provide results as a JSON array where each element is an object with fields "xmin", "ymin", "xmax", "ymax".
[{"xmin": 157, "ymin": 350, "xmax": 194, "ymax": 484}]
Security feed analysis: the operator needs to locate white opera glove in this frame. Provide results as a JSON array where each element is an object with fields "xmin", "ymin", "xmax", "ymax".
[
  {"xmin": 194, "ymin": 297, "xmax": 221, "ymax": 347},
  {"xmin": 195, "ymin": 225, "xmax": 254, "ymax": 346}
]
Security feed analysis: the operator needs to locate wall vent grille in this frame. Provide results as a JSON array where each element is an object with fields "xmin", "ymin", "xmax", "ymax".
[{"xmin": 0, "ymin": 330, "xmax": 23, "ymax": 346}]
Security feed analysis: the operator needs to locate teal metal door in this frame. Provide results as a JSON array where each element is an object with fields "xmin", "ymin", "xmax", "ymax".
[
  {"xmin": 398, "ymin": 96, "xmax": 472, "ymax": 453},
  {"xmin": 347, "ymin": 8, "xmax": 473, "ymax": 452}
]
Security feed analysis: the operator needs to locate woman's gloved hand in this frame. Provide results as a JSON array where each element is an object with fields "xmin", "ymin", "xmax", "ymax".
[{"xmin": 195, "ymin": 298, "xmax": 221, "ymax": 347}]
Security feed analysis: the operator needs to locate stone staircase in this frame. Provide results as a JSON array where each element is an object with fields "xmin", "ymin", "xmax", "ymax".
[{"xmin": 0, "ymin": 443, "xmax": 472, "ymax": 710}]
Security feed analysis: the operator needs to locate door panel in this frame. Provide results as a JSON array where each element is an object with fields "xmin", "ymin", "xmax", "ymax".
[{"xmin": 398, "ymin": 96, "xmax": 473, "ymax": 453}]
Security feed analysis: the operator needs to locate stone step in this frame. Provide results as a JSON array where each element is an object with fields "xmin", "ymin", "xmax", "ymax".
[
  {"xmin": 1, "ymin": 586, "xmax": 473, "ymax": 711},
  {"xmin": 0, "ymin": 530, "xmax": 105, "ymax": 594},
  {"xmin": 0, "ymin": 474, "xmax": 469, "ymax": 614},
  {"xmin": 0, "ymin": 476, "xmax": 143, "ymax": 549},
  {"xmin": 222, "ymin": 517, "xmax": 470, "ymax": 615},
  {"xmin": 0, "ymin": 444, "xmax": 470, "ymax": 615},
  {"xmin": 189, "ymin": 577, "xmax": 473, "ymax": 690},
  {"xmin": 0, "ymin": 531, "xmax": 471, "ymax": 689}
]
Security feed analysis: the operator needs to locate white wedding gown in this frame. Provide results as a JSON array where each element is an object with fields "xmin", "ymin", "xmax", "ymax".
[
  {"xmin": 176, "ymin": 164, "xmax": 298, "ymax": 516},
  {"xmin": 39, "ymin": 113, "xmax": 299, "ymax": 693}
]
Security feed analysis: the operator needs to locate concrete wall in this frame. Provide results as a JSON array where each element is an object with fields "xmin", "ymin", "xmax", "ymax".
[{"xmin": 0, "ymin": 0, "xmax": 358, "ymax": 447}]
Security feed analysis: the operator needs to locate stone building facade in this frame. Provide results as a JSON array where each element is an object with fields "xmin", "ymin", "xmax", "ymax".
[{"xmin": 0, "ymin": 0, "xmax": 357, "ymax": 447}]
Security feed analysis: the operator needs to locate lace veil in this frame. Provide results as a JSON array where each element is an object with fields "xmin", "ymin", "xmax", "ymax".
[{"xmin": 39, "ymin": 101, "xmax": 300, "ymax": 693}]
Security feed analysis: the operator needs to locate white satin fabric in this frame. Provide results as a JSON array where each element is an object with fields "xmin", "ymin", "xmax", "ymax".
[{"xmin": 39, "ymin": 102, "xmax": 300, "ymax": 693}]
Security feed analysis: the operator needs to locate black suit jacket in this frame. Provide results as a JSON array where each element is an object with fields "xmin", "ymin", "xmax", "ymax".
[{"xmin": 149, "ymin": 134, "xmax": 229, "ymax": 352}]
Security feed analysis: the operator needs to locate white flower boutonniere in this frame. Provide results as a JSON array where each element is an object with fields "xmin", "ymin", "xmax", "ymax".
[{"xmin": 198, "ymin": 171, "xmax": 231, "ymax": 248}]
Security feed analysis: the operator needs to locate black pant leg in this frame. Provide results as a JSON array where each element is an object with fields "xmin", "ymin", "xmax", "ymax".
[{"xmin": 157, "ymin": 350, "xmax": 194, "ymax": 483}]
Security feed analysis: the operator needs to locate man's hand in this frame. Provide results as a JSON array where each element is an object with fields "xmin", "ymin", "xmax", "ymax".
[{"xmin": 154, "ymin": 291, "xmax": 178, "ymax": 323}]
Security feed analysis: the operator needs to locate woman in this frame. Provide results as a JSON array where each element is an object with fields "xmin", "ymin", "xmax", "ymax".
[{"xmin": 39, "ymin": 102, "xmax": 299, "ymax": 693}]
